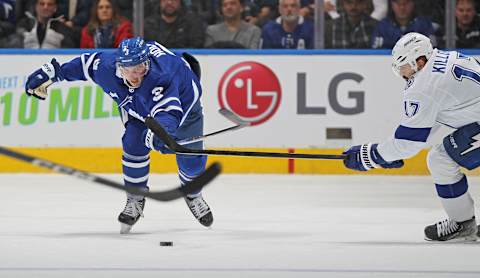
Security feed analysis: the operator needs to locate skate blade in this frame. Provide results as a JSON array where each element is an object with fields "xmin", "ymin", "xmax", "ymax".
[
  {"xmin": 120, "ymin": 223, "xmax": 133, "ymax": 234},
  {"xmin": 424, "ymin": 235, "xmax": 478, "ymax": 243}
]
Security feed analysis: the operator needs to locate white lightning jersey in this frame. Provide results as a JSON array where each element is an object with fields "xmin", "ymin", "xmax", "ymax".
[{"xmin": 378, "ymin": 49, "xmax": 480, "ymax": 161}]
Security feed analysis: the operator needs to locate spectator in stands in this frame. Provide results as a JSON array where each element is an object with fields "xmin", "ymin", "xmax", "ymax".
[
  {"xmin": 325, "ymin": 0, "xmax": 377, "ymax": 48},
  {"xmin": 299, "ymin": 0, "xmax": 387, "ymax": 21},
  {"xmin": 10, "ymin": 0, "xmax": 75, "ymax": 48},
  {"xmin": 80, "ymin": 0, "xmax": 133, "ymax": 48},
  {"xmin": 371, "ymin": 0, "xmax": 435, "ymax": 48},
  {"xmin": 205, "ymin": 0, "xmax": 261, "ymax": 48},
  {"xmin": 454, "ymin": 0, "xmax": 480, "ymax": 48},
  {"xmin": 144, "ymin": 0, "xmax": 205, "ymax": 48},
  {"xmin": 16, "ymin": 0, "xmax": 92, "ymax": 27},
  {"xmin": 0, "ymin": 0, "xmax": 15, "ymax": 47},
  {"xmin": 260, "ymin": 0, "xmax": 313, "ymax": 49}
]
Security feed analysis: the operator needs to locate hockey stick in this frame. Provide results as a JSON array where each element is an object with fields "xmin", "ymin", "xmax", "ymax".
[
  {"xmin": 0, "ymin": 146, "xmax": 221, "ymax": 201},
  {"xmin": 145, "ymin": 117, "xmax": 347, "ymax": 160},
  {"xmin": 177, "ymin": 108, "xmax": 251, "ymax": 145}
]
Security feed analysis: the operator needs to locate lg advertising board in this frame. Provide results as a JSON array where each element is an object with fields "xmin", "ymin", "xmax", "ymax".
[{"xmin": 0, "ymin": 53, "xmax": 409, "ymax": 148}]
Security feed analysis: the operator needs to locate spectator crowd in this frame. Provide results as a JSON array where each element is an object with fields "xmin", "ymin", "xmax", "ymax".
[{"xmin": 0, "ymin": 0, "xmax": 479, "ymax": 49}]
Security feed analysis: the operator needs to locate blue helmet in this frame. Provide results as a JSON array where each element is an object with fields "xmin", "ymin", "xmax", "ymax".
[{"xmin": 116, "ymin": 37, "xmax": 150, "ymax": 67}]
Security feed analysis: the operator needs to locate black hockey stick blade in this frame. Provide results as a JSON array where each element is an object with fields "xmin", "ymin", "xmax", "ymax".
[
  {"xmin": 145, "ymin": 117, "xmax": 347, "ymax": 160},
  {"xmin": 139, "ymin": 162, "xmax": 221, "ymax": 201},
  {"xmin": 0, "ymin": 146, "xmax": 221, "ymax": 202}
]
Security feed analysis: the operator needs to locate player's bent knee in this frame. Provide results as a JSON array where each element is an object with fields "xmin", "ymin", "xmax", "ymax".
[
  {"xmin": 122, "ymin": 131, "xmax": 150, "ymax": 156},
  {"xmin": 177, "ymin": 155, "xmax": 207, "ymax": 176},
  {"xmin": 427, "ymin": 144, "xmax": 464, "ymax": 185},
  {"xmin": 443, "ymin": 122, "xmax": 480, "ymax": 170}
]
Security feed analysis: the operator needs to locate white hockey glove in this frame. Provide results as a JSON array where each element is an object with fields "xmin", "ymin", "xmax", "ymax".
[{"xmin": 25, "ymin": 58, "xmax": 64, "ymax": 100}]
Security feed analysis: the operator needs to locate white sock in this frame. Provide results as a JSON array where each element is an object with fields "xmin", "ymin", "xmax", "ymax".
[{"xmin": 440, "ymin": 191, "xmax": 475, "ymax": 222}]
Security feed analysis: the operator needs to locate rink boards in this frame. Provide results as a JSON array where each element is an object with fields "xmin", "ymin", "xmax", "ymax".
[{"xmin": 0, "ymin": 49, "xmax": 479, "ymax": 174}]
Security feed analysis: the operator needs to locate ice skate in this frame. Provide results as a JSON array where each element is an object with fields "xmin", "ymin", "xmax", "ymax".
[
  {"xmin": 118, "ymin": 192, "xmax": 146, "ymax": 234},
  {"xmin": 185, "ymin": 194, "xmax": 213, "ymax": 227},
  {"xmin": 424, "ymin": 217, "xmax": 477, "ymax": 242}
]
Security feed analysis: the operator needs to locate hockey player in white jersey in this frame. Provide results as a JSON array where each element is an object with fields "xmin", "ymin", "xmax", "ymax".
[
  {"xmin": 343, "ymin": 32, "xmax": 480, "ymax": 242},
  {"xmin": 24, "ymin": 37, "xmax": 213, "ymax": 234}
]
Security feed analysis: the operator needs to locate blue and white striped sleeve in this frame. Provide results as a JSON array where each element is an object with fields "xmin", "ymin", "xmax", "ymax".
[
  {"xmin": 377, "ymin": 126, "xmax": 431, "ymax": 161},
  {"xmin": 150, "ymin": 96, "xmax": 183, "ymax": 119},
  {"xmin": 59, "ymin": 53, "xmax": 99, "ymax": 82}
]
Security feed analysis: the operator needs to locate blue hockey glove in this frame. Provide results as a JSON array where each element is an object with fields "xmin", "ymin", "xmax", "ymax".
[
  {"xmin": 25, "ymin": 58, "xmax": 64, "ymax": 100},
  {"xmin": 343, "ymin": 143, "xmax": 404, "ymax": 171},
  {"xmin": 144, "ymin": 129, "xmax": 171, "ymax": 153}
]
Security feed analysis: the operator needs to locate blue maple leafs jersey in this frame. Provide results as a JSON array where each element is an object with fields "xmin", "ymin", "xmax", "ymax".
[{"xmin": 58, "ymin": 41, "xmax": 201, "ymax": 134}]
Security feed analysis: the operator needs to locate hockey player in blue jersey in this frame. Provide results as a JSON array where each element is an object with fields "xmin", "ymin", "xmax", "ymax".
[
  {"xmin": 343, "ymin": 32, "xmax": 480, "ymax": 242},
  {"xmin": 24, "ymin": 37, "xmax": 213, "ymax": 234}
]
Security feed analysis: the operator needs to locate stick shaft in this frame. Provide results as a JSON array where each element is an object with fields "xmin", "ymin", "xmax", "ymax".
[
  {"xmin": 145, "ymin": 117, "xmax": 346, "ymax": 160},
  {"xmin": 175, "ymin": 148, "xmax": 346, "ymax": 159},
  {"xmin": 177, "ymin": 124, "xmax": 246, "ymax": 145}
]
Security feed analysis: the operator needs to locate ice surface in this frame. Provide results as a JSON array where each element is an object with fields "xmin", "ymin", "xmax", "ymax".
[{"xmin": 2, "ymin": 174, "xmax": 480, "ymax": 278}]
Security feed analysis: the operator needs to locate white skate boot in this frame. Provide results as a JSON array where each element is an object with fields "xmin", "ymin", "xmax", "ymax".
[
  {"xmin": 185, "ymin": 194, "xmax": 213, "ymax": 227},
  {"xmin": 118, "ymin": 192, "xmax": 146, "ymax": 234}
]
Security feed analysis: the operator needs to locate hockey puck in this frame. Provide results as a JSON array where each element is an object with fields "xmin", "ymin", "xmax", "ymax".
[{"xmin": 159, "ymin": 241, "xmax": 173, "ymax": 246}]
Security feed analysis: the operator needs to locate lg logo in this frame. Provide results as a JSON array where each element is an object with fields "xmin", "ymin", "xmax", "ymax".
[
  {"xmin": 218, "ymin": 62, "xmax": 281, "ymax": 126},
  {"xmin": 297, "ymin": 72, "xmax": 365, "ymax": 115},
  {"xmin": 219, "ymin": 62, "xmax": 366, "ymax": 125}
]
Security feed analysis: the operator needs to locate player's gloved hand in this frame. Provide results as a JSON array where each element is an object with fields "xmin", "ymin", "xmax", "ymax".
[
  {"xmin": 25, "ymin": 58, "xmax": 64, "ymax": 100},
  {"xmin": 144, "ymin": 129, "xmax": 171, "ymax": 154},
  {"xmin": 343, "ymin": 143, "xmax": 404, "ymax": 171}
]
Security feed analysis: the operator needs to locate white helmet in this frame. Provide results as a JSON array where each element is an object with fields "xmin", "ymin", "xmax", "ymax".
[{"xmin": 391, "ymin": 32, "xmax": 433, "ymax": 78}]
